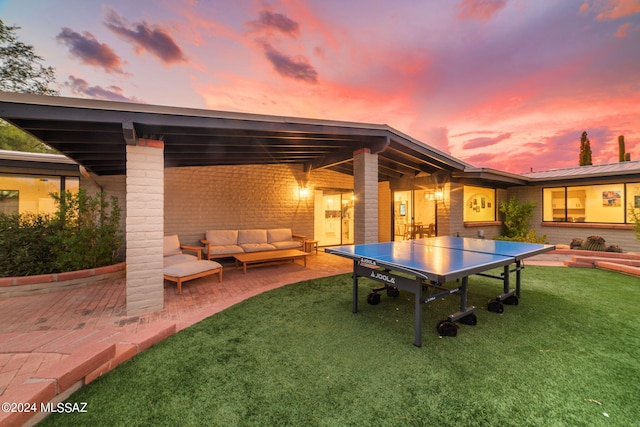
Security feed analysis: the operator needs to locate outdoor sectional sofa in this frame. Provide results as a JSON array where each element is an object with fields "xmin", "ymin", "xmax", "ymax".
[{"xmin": 201, "ymin": 228, "xmax": 306, "ymax": 260}]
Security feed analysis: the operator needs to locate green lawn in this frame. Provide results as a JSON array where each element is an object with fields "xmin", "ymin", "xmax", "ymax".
[{"xmin": 41, "ymin": 266, "xmax": 639, "ymax": 426}]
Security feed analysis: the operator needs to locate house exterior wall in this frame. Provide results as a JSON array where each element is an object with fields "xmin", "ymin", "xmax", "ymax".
[
  {"xmin": 508, "ymin": 185, "xmax": 640, "ymax": 252},
  {"xmin": 378, "ymin": 181, "xmax": 392, "ymax": 242},
  {"xmin": 164, "ymin": 164, "xmax": 353, "ymax": 246}
]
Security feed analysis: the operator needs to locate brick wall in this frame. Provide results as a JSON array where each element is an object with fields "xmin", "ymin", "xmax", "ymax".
[
  {"xmin": 353, "ymin": 149, "xmax": 379, "ymax": 244},
  {"xmin": 125, "ymin": 144, "xmax": 164, "ymax": 315},
  {"xmin": 164, "ymin": 164, "xmax": 353, "ymax": 246},
  {"xmin": 378, "ymin": 181, "xmax": 392, "ymax": 242}
]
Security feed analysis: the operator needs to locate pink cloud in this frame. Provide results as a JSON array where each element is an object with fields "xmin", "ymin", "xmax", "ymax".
[
  {"xmin": 247, "ymin": 10, "xmax": 300, "ymax": 38},
  {"xmin": 56, "ymin": 28, "xmax": 126, "ymax": 74},
  {"xmin": 595, "ymin": 0, "xmax": 640, "ymax": 20},
  {"xmin": 463, "ymin": 133, "xmax": 513, "ymax": 150},
  {"xmin": 65, "ymin": 75, "xmax": 143, "ymax": 103},
  {"xmin": 615, "ymin": 22, "xmax": 633, "ymax": 37},
  {"xmin": 457, "ymin": 0, "xmax": 507, "ymax": 21},
  {"xmin": 104, "ymin": 8, "xmax": 187, "ymax": 64},
  {"xmin": 260, "ymin": 41, "xmax": 318, "ymax": 83}
]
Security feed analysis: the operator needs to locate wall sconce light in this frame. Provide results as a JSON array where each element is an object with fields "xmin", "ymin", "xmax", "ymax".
[
  {"xmin": 425, "ymin": 187, "xmax": 444, "ymax": 202},
  {"xmin": 298, "ymin": 186, "xmax": 310, "ymax": 200},
  {"xmin": 434, "ymin": 187, "xmax": 444, "ymax": 202}
]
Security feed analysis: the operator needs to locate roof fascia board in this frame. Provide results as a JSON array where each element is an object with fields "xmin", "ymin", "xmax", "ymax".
[{"xmin": 458, "ymin": 168, "xmax": 529, "ymax": 186}]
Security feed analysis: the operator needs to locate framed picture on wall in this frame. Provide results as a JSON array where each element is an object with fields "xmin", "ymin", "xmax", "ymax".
[
  {"xmin": 635, "ymin": 195, "xmax": 640, "ymax": 208},
  {"xmin": 399, "ymin": 203, "xmax": 406, "ymax": 216},
  {"xmin": 602, "ymin": 191, "xmax": 621, "ymax": 207}
]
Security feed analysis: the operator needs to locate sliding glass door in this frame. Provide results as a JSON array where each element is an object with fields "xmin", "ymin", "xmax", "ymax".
[
  {"xmin": 313, "ymin": 189, "xmax": 354, "ymax": 246},
  {"xmin": 393, "ymin": 190, "xmax": 437, "ymax": 240}
]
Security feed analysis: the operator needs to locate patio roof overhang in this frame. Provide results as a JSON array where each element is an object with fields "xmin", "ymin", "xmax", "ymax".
[{"xmin": 0, "ymin": 92, "xmax": 470, "ymax": 180}]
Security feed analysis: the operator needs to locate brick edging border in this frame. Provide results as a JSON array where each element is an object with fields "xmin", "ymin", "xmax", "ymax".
[
  {"xmin": 0, "ymin": 263, "xmax": 126, "ymax": 297},
  {"xmin": 0, "ymin": 321, "xmax": 176, "ymax": 427}
]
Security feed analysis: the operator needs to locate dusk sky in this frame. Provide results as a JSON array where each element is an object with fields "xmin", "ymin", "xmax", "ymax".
[{"xmin": 1, "ymin": 0, "xmax": 639, "ymax": 174}]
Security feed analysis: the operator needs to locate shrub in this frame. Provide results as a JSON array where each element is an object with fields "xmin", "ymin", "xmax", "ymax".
[
  {"xmin": 0, "ymin": 212, "xmax": 57, "ymax": 276},
  {"xmin": 570, "ymin": 238, "xmax": 583, "ymax": 249},
  {"xmin": 48, "ymin": 189, "xmax": 123, "ymax": 272},
  {"xmin": 0, "ymin": 189, "xmax": 123, "ymax": 277},
  {"xmin": 495, "ymin": 229, "xmax": 547, "ymax": 244},
  {"xmin": 582, "ymin": 235, "xmax": 606, "ymax": 252},
  {"xmin": 630, "ymin": 206, "xmax": 640, "ymax": 241},
  {"xmin": 497, "ymin": 196, "xmax": 547, "ymax": 243}
]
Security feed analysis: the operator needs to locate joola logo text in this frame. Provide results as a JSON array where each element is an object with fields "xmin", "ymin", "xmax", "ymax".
[
  {"xmin": 370, "ymin": 271, "xmax": 395, "ymax": 284},
  {"xmin": 360, "ymin": 258, "xmax": 377, "ymax": 266}
]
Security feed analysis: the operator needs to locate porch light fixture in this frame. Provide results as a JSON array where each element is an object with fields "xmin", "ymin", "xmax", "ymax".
[
  {"xmin": 298, "ymin": 186, "xmax": 310, "ymax": 200},
  {"xmin": 425, "ymin": 187, "xmax": 444, "ymax": 202}
]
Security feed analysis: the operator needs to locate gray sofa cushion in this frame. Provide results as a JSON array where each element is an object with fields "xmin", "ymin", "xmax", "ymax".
[
  {"xmin": 267, "ymin": 228, "xmax": 292, "ymax": 243},
  {"xmin": 238, "ymin": 229, "xmax": 268, "ymax": 245},
  {"xmin": 271, "ymin": 240, "xmax": 303, "ymax": 250},
  {"xmin": 164, "ymin": 253, "xmax": 198, "ymax": 267},
  {"xmin": 268, "ymin": 228, "xmax": 302, "ymax": 250},
  {"xmin": 163, "ymin": 235, "xmax": 183, "ymax": 257},
  {"xmin": 208, "ymin": 244, "xmax": 244, "ymax": 255},
  {"xmin": 206, "ymin": 230, "xmax": 238, "ymax": 246},
  {"xmin": 164, "ymin": 260, "xmax": 222, "ymax": 278},
  {"xmin": 240, "ymin": 242, "xmax": 277, "ymax": 252}
]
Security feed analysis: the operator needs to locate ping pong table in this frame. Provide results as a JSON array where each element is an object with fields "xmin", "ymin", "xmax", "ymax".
[{"xmin": 325, "ymin": 237, "xmax": 554, "ymax": 347}]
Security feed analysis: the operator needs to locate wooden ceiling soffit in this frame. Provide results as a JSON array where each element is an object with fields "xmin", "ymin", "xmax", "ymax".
[
  {"xmin": 384, "ymin": 144, "xmax": 453, "ymax": 173},
  {"xmin": 304, "ymin": 136, "xmax": 389, "ymax": 172},
  {"xmin": 378, "ymin": 157, "xmax": 419, "ymax": 178}
]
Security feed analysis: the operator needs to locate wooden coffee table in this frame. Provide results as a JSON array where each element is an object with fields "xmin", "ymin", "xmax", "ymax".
[{"xmin": 234, "ymin": 249, "xmax": 309, "ymax": 273}]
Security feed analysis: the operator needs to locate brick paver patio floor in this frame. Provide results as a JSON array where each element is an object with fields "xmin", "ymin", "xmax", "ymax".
[{"xmin": 0, "ymin": 252, "xmax": 353, "ymax": 401}]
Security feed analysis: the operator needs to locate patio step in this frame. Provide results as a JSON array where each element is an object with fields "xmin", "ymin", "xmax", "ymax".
[
  {"xmin": 552, "ymin": 249, "xmax": 640, "ymax": 260},
  {"xmin": 596, "ymin": 261, "xmax": 640, "ymax": 277},
  {"xmin": 569, "ymin": 256, "xmax": 640, "ymax": 267},
  {"xmin": 0, "ymin": 321, "xmax": 178, "ymax": 426},
  {"xmin": 564, "ymin": 254, "xmax": 640, "ymax": 277}
]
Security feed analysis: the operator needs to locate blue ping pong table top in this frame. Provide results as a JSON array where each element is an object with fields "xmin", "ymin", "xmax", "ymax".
[
  {"xmin": 325, "ymin": 237, "xmax": 554, "ymax": 283},
  {"xmin": 412, "ymin": 236, "xmax": 554, "ymax": 260},
  {"xmin": 325, "ymin": 240, "xmax": 511, "ymax": 282}
]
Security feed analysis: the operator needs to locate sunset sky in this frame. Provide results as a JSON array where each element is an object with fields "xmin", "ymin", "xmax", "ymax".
[{"xmin": 1, "ymin": 0, "xmax": 639, "ymax": 174}]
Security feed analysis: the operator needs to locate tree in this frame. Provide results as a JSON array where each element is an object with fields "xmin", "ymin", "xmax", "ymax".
[
  {"xmin": 579, "ymin": 131, "xmax": 592, "ymax": 166},
  {"xmin": 0, "ymin": 19, "xmax": 58, "ymax": 153},
  {"xmin": 0, "ymin": 20, "xmax": 58, "ymax": 95},
  {"xmin": 0, "ymin": 119, "xmax": 56, "ymax": 152},
  {"xmin": 618, "ymin": 135, "xmax": 631, "ymax": 162}
]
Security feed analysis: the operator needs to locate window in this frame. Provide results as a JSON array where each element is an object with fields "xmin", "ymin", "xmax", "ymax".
[
  {"xmin": 628, "ymin": 183, "xmax": 640, "ymax": 222},
  {"xmin": 0, "ymin": 174, "xmax": 78, "ymax": 215},
  {"xmin": 543, "ymin": 183, "xmax": 639, "ymax": 224},
  {"xmin": 463, "ymin": 186, "xmax": 496, "ymax": 222},
  {"xmin": 0, "ymin": 190, "xmax": 19, "ymax": 214}
]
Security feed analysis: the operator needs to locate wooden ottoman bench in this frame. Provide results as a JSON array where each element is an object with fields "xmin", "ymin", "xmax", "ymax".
[{"xmin": 163, "ymin": 260, "xmax": 223, "ymax": 294}]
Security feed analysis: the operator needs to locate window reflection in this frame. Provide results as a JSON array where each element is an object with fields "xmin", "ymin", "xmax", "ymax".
[{"xmin": 0, "ymin": 174, "xmax": 76, "ymax": 215}]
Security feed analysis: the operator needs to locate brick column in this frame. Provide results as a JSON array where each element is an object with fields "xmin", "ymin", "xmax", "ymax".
[
  {"xmin": 125, "ymin": 139, "xmax": 164, "ymax": 315},
  {"xmin": 353, "ymin": 148, "xmax": 378, "ymax": 244}
]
